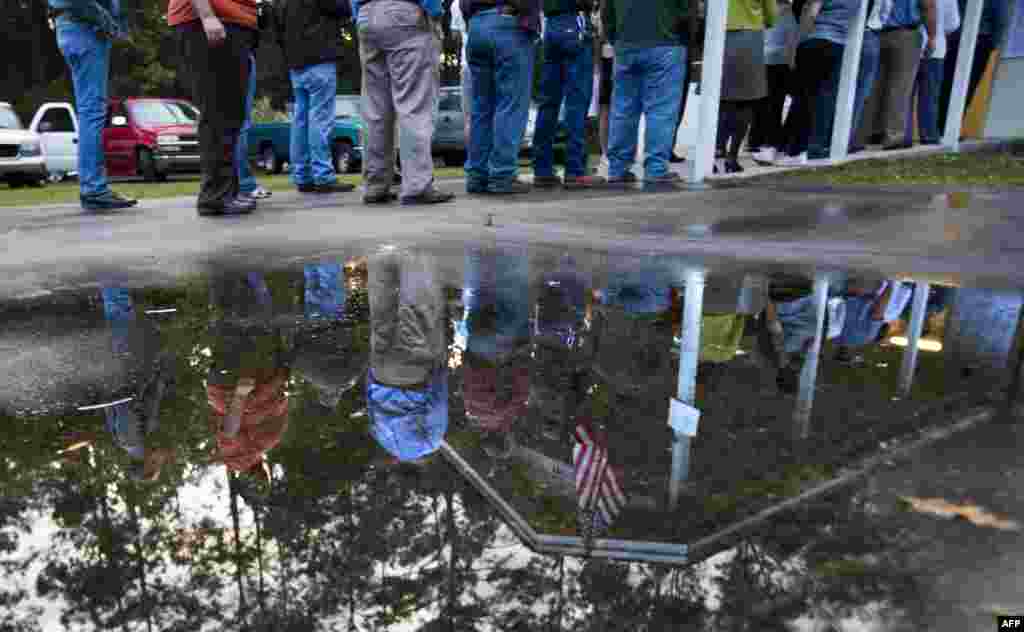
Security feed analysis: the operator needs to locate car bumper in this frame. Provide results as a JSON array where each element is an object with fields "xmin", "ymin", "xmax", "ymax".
[
  {"xmin": 0, "ymin": 156, "xmax": 47, "ymax": 177},
  {"xmin": 153, "ymin": 150, "xmax": 201, "ymax": 173}
]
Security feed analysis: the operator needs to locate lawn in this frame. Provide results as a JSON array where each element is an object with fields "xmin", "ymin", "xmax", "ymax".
[
  {"xmin": 771, "ymin": 146, "xmax": 1024, "ymax": 187},
  {"xmin": 0, "ymin": 167, "xmax": 468, "ymax": 208}
]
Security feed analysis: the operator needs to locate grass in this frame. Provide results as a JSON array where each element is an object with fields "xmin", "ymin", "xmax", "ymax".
[
  {"xmin": 0, "ymin": 167, "xmax": 467, "ymax": 208},
  {"xmin": 773, "ymin": 147, "xmax": 1024, "ymax": 187}
]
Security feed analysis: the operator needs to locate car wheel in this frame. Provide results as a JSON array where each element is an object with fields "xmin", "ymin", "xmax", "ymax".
[
  {"xmin": 7, "ymin": 177, "xmax": 25, "ymax": 189},
  {"xmin": 138, "ymin": 148, "xmax": 165, "ymax": 182},
  {"xmin": 260, "ymin": 144, "xmax": 282, "ymax": 174},
  {"xmin": 333, "ymin": 140, "xmax": 354, "ymax": 174}
]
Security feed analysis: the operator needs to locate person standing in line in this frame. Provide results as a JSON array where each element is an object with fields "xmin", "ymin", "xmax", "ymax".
[
  {"xmin": 47, "ymin": 0, "xmax": 138, "ymax": 211},
  {"xmin": 715, "ymin": 0, "xmax": 778, "ymax": 175},
  {"xmin": 531, "ymin": 0, "xmax": 606, "ymax": 189},
  {"xmin": 853, "ymin": 0, "xmax": 938, "ymax": 151},
  {"xmin": 593, "ymin": 3, "xmax": 615, "ymax": 172},
  {"xmin": 749, "ymin": 0, "xmax": 798, "ymax": 165},
  {"xmin": 670, "ymin": 0, "xmax": 703, "ymax": 164},
  {"xmin": 905, "ymin": 0, "xmax": 959, "ymax": 145},
  {"xmin": 602, "ymin": 0, "xmax": 691, "ymax": 187},
  {"xmin": 848, "ymin": 0, "xmax": 881, "ymax": 154},
  {"xmin": 236, "ymin": 5, "xmax": 273, "ymax": 202},
  {"xmin": 461, "ymin": 0, "xmax": 542, "ymax": 195},
  {"xmin": 273, "ymin": 0, "xmax": 354, "ymax": 195},
  {"xmin": 168, "ymin": 0, "xmax": 259, "ymax": 216}
]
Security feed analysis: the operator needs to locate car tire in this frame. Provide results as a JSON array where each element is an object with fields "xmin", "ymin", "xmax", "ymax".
[
  {"xmin": 7, "ymin": 177, "xmax": 25, "ymax": 189},
  {"xmin": 260, "ymin": 144, "xmax": 282, "ymax": 174},
  {"xmin": 138, "ymin": 148, "xmax": 166, "ymax": 182},
  {"xmin": 333, "ymin": 140, "xmax": 354, "ymax": 174}
]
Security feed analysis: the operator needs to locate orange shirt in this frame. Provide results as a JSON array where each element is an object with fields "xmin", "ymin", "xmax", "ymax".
[
  {"xmin": 208, "ymin": 369, "xmax": 289, "ymax": 472},
  {"xmin": 167, "ymin": 0, "xmax": 257, "ymax": 29}
]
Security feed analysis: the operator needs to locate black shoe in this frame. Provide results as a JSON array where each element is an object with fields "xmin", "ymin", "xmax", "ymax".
[
  {"xmin": 883, "ymin": 141, "xmax": 913, "ymax": 151},
  {"xmin": 197, "ymin": 196, "xmax": 257, "ymax": 216},
  {"xmin": 364, "ymin": 190, "xmax": 399, "ymax": 204},
  {"xmin": 725, "ymin": 159, "xmax": 744, "ymax": 174},
  {"xmin": 487, "ymin": 179, "xmax": 532, "ymax": 195},
  {"xmin": 81, "ymin": 190, "xmax": 138, "ymax": 211},
  {"xmin": 400, "ymin": 187, "xmax": 456, "ymax": 205},
  {"xmin": 867, "ymin": 133, "xmax": 885, "ymax": 145},
  {"xmin": 670, "ymin": 153, "xmax": 687, "ymax": 164},
  {"xmin": 848, "ymin": 144, "xmax": 865, "ymax": 154},
  {"xmin": 301, "ymin": 182, "xmax": 356, "ymax": 194}
]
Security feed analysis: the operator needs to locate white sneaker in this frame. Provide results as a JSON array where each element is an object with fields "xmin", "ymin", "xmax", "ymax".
[
  {"xmin": 773, "ymin": 153, "xmax": 808, "ymax": 167},
  {"xmin": 752, "ymin": 147, "xmax": 777, "ymax": 165},
  {"xmin": 249, "ymin": 186, "xmax": 273, "ymax": 199}
]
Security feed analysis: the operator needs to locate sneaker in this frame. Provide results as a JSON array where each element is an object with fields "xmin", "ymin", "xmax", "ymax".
[
  {"xmin": 400, "ymin": 187, "xmax": 456, "ymax": 205},
  {"xmin": 643, "ymin": 172, "xmax": 682, "ymax": 187},
  {"xmin": 532, "ymin": 175, "xmax": 563, "ymax": 188},
  {"xmin": 848, "ymin": 144, "xmax": 865, "ymax": 154},
  {"xmin": 364, "ymin": 190, "xmax": 398, "ymax": 204},
  {"xmin": 606, "ymin": 172, "xmax": 639, "ymax": 188},
  {"xmin": 301, "ymin": 182, "xmax": 356, "ymax": 194},
  {"xmin": 563, "ymin": 174, "xmax": 607, "ymax": 189},
  {"xmin": 197, "ymin": 196, "xmax": 256, "ymax": 216},
  {"xmin": 248, "ymin": 186, "xmax": 272, "ymax": 200},
  {"xmin": 773, "ymin": 153, "xmax": 808, "ymax": 167},
  {"xmin": 487, "ymin": 179, "xmax": 532, "ymax": 195},
  {"xmin": 669, "ymin": 153, "xmax": 687, "ymax": 164},
  {"xmin": 752, "ymin": 147, "xmax": 777, "ymax": 165},
  {"xmin": 81, "ymin": 190, "xmax": 138, "ymax": 211},
  {"xmin": 883, "ymin": 141, "xmax": 913, "ymax": 151}
]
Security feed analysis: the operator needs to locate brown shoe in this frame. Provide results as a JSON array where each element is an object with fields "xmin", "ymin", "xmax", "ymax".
[{"xmin": 564, "ymin": 174, "xmax": 607, "ymax": 189}]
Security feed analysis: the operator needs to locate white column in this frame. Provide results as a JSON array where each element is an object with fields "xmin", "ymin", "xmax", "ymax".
[
  {"xmin": 794, "ymin": 274, "xmax": 831, "ymax": 439},
  {"xmin": 830, "ymin": 0, "xmax": 870, "ymax": 162},
  {"xmin": 669, "ymin": 268, "xmax": 705, "ymax": 510},
  {"xmin": 688, "ymin": 1, "xmax": 728, "ymax": 185},
  {"xmin": 942, "ymin": 0, "xmax": 985, "ymax": 150},
  {"xmin": 899, "ymin": 282, "xmax": 931, "ymax": 397}
]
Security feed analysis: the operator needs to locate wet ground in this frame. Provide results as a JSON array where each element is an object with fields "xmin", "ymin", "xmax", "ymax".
[{"xmin": 1, "ymin": 184, "xmax": 1024, "ymax": 631}]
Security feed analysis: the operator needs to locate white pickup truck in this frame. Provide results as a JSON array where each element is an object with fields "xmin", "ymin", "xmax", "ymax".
[
  {"xmin": 28, "ymin": 102, "xmax": 79, "ymax": 182},
  {"xmin": 0, "ymin": 101, "xmax": 48, "ymax": 188}
]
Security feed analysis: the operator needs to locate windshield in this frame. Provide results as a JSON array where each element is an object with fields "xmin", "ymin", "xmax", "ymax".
[
  {"xmin": 129, "ymin": 101, "xmax": 199, "ymax": 126},
  {"xmin": 335, "ymin": 97, "xmax": 361, "ymax": 119},
  {"xmin": 0, "ymin": 106, "xmax": 24, "ymax": 130}
]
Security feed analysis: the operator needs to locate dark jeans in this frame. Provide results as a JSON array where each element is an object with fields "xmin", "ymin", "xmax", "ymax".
[
  {"xmin": 907, "ymin": 58, "xmax": 944, "ymax": 144},
  {"xmin": 749, "ymin": 64, "xmax": 792, "ymax": 150},
  {"xmin": 850, "ymin": 29, "xmax": 881, "ymax": 149},
  {"xmin": 670, "ymin": 60, "xmax": 692, "ymax": 150},
  {"xmin": 177, "ymin": 23, "xmax": 253, "ymax": 206},
  {"xmin": 782, "ymin": 38, "xmax": 844, "ymax": 158},
  {"xmin": 938, "ymin": 32, "xmax": 995, "ymax": 136}
]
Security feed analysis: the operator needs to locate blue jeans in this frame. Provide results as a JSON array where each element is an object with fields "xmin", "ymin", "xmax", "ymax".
[
  {"xmin": 290, "ymin": 62, "xmax": 338, "ymax": 186},
  {"xmin": 304, "ymin": 263, "xmax": 345, "ymax": 321},
  {"xmin": 850, "ymin": 29, "xmax": 881, "ymax": 149},
  {"xmin": 607, "ymin": 45, "xmax": 686, "ymax": 180},
  {"xmin": 237, "ymin": 53, "xmax": 260, "ymax": 193},
  {"xmin": 56, "ymin": 20, "xmax": 112, "ymax": 198},
  {"xmin": 908, "ymin": 58, "xmax": 943, "ymax": 144},
  {"xmin": 460, "ymin": 244, "xmax": 531, "ymax": 359},
  {"xmin": 532, "ymin": 14, "xmax": 594, "ymax": 178},
  {"xmin": 466, "ymin": 10, "xmax": 536, "ymax": 190}
]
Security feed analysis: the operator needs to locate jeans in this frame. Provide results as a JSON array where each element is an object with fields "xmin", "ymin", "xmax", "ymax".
[
  {"xmin": 532, "ymin": 14, "xmax": 594, "ymax": 178},
  {"xmin": 466, "ymin": 9, "xmax": 536, "ymax": 190},
  {"xmin": 461, "ymin": 244, "xmax": 530, "ymax": 359},
  {"xmin": 938, "ymin": 32, "xmax": 995, "ymax": 135},
  {"xmin": 56, "ymin": 20, "xmax": 112, "ymax": 198},
  {"xmin": 290, "ymin": 62, "xmax": 338, "ymax": 186},
  {"xmin": 237, "ymin": 53, "xmax": 259, "ymax": 194},
  {"xmin": 850, "ymin": 29, "xmax": 881, "ymax": 149},
  {"xmin": 607, "ymin": 45, "xmax": 686, "ymax": 180},
  {"xmin": 908, "ymin": 58, "xmax": 944, "ymax": 144},
  {"xmin": 784, "ymin": 39, "xmax": 844, "ymax": 158}
]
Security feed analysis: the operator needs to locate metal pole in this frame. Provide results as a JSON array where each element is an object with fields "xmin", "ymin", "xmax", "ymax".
[
  {"xmin": 794, "ymin": 274, "xmax": 830, "ymax": 439},
  {"xmin": 687, "ymin": 1, "xmax": 728, "ymax": 185},
  {"xmin": 830, "ymin": 0, "xmax": 869, "ymax": 162},
  {"xmin": 899, "ymin": 282, "xmax": 931, "ymax": 397},
  {"xmin": 942, "ymin": 0, "xmax": 985, "ymax": 151},
  {"xmin": 669, "ymin": 268, "xmax": 705, "ymax": 509}
]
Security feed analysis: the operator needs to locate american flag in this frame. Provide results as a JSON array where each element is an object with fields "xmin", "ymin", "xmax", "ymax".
[{"xmin": 574, "ymin": 420, "xmax": 627, "ymax": 542}]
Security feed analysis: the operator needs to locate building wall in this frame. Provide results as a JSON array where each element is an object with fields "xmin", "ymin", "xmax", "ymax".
[{"xmin": 984, "ymin": 57, "xmax": 1024, "ymax": 138}]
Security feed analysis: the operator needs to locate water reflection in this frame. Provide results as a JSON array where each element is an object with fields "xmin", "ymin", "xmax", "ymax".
[{"xmin": 0, "ymin": 245, "xmax": 1021, "ymax": 630}]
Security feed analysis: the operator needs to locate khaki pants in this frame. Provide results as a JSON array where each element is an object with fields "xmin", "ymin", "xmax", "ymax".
[
  {"xmin": 357, "ymin": 0, "xmax": 441, "ymax": 198},
  {"xmin": 856, "ymin": 27, "xmax": 924, "ymax": 147}
]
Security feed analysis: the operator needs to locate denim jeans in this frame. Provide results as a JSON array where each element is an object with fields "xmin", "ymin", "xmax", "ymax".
[
  {"xmin": 237, "ymin": 53, "xmax": 259, "ymax": 194},
  {"xmin": 785, "ymin": 39, "xmax": 843, "ymax": 158},
  {"xmin": 460, "ymin": 244, "xmax": 530, "ymax": 360},
  {"xmin": 908, "ymin": 58, "xmax": 944, "ymax": 144},
  {"xmin": 290, "ymin": 62, "xmax": 338, "ymax": 186},
  {"xmin": 607, "ymin": 45, "xmax": 686, "ymax": 180},
  {"xmin": 56, "ymin": 19, "xmax": 112, "ymax": 198},
  {"xmin": 850, "ymin": 29, "xmax": 881, "ymax": 149},
  {"xmin": 532, "ymin": 14, "xmax": 594, "ymax": 178},
  {"xmin": 466, "ymin": 9, "xmax": 536, "ymax": 190}
]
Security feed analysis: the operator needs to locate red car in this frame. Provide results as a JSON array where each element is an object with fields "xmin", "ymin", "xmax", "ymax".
[{"xmin": 104, "ymin": 97, "xmax": 200, "ymax": 181}]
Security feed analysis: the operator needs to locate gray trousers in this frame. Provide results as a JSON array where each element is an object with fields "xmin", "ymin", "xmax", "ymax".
[
  {"xmin": 357, "ymin": 0, "xmax": 441, "ymax": 198},
  {"xmin": 369, "ymin": 250, "xmax": 446, "ymax": 387},
  {"xmin": 857, "ymin": 27, "xmax": 924, "ymax": 146}
]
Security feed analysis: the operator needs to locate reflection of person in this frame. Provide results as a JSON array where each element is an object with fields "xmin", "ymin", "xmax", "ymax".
[
  {"xmin": 205, "ymin": 274, "xmax": 291, "ymax": 481},
  {"xmin": 366, "ymin": 250, "xmax": 448, "ymax": 462},
  {"xmin": 833, "ymin": 279, "xmax": 914, "ymax": 365},
  {"xmin": 763, "ymin": 277, "xmax": 820, "ymax": 393}
]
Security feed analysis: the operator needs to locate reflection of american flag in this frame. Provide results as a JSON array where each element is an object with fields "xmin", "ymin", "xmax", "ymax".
[{"xmin": 574, "ymin": 420, "xmax": 626, "ymax": 540}]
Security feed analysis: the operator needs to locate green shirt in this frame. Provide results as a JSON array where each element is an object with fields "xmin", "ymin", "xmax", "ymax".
[
  {"xmin": 601, "ymin": 0, "xmax": 689, "ymax": 47},
  {"xmin": 727, "ymin": 0, "xmax": 778, "ymax": 30}
]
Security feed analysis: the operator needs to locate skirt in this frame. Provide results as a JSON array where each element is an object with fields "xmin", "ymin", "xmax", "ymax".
[{"xmin": 722, "ymin": 29, "xmax": 767, "ymax": 102}]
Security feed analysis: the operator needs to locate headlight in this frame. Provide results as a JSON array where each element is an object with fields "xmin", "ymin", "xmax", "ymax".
[
  {"xmin": 18, "ymin": 141, "xmax": 41, "ymax": 157},
  {"xmin": 158, "ymin": 135, "xmax": 180, "ymax": 144}
]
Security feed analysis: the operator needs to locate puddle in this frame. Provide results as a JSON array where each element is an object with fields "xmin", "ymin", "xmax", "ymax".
[{"xmin": 1, "ymin": 242, "xmax": 1022, "ymax": 630}]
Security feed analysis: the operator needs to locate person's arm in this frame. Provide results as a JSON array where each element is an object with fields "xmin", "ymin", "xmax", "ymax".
[
  {"xmin": 190, "ymin": 0, "xmax": 226, "ymax": 45},
  {"xmin": 946, "ymin": 0, "xmax": 960, "ymax": 33},
  {"xmin": 920, "ymin": 0, "xmax": 938, "ymax": 56},
  {"xmin": 798, "ymin": 0, "xmax": 822, "ymax": 39}
]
